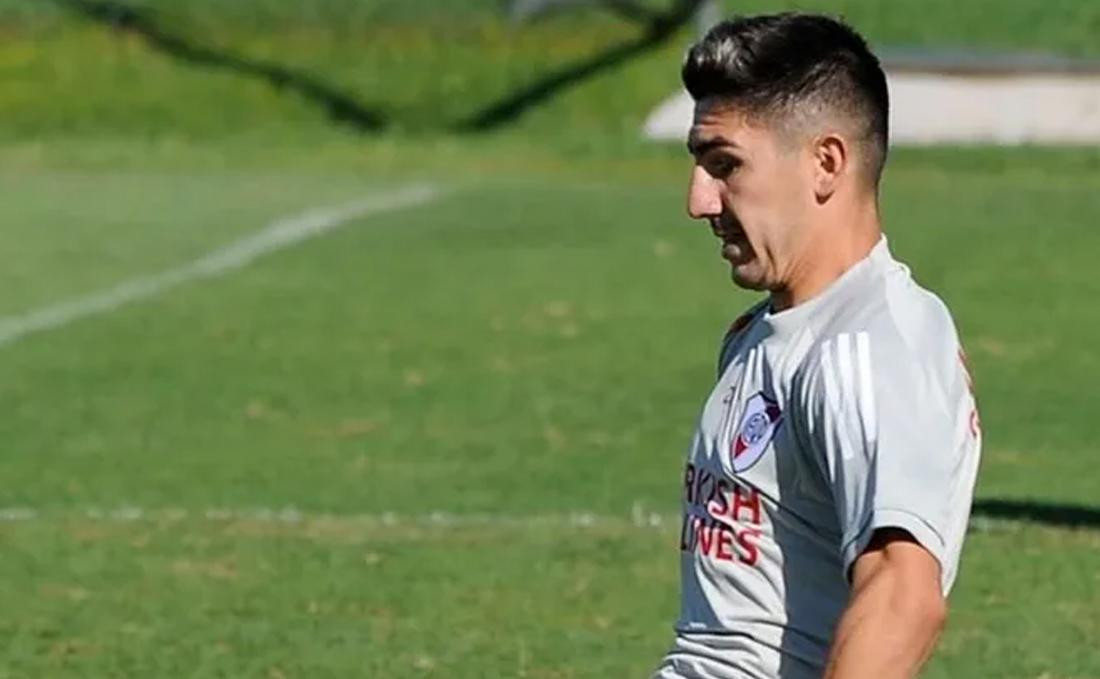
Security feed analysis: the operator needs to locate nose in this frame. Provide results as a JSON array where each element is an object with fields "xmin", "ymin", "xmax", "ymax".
[{"xmin": 687, "ymin": 165, "xmax": 722, "ymax": 220}]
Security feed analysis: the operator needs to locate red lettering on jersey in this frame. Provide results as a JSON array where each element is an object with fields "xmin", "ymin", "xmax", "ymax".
[
  {"xmin": 715, "ymin": 524, "xmax": 735, "ymax": 561},
  {"xmin": 681, "ymin": 473, "xmax": 766, "ymax": 565},
  {"xmin": 732, "ymin": 485, "xmax": 761, "ymax": 525},
  {"xmin": 695, "ymin": 518, "xmax": 716, "ymax": 556},
  {"xmin": 682, "ymin": 512, "xmax": 764, "ymax": 566},
  {"xmin": 737, "ymin": 527, "xmax": 762, "ymax": 565},
  {"xmin": 707, "ymin": 479, "xmax": 730, "ymax": 518},
  {"xmin": 958, "ymin": 347, "xmax": 981, "ymax": 437}
]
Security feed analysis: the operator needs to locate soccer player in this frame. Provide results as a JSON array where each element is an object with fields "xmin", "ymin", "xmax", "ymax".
[{"xmin": 652, "ymin": 13, "xmax": 982, "ymax": 679}]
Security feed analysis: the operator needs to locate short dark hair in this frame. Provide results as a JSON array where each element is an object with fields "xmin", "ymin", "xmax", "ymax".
[{"xmin": 682, "ymin": 13, "xmax": 889, "ymax": 186}]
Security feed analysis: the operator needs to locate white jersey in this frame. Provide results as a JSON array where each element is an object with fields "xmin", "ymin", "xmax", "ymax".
[{"xmin": 654, "ymin": 238, "xmax": 981, "ymax": 679}]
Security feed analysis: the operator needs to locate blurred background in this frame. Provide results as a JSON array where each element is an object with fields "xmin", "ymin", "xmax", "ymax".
[{"xmin": 0, "ymin": 1, "xmax": 1098, "ymax": 677}]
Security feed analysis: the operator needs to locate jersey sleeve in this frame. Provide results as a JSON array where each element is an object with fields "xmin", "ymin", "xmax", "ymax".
[{"xmin": 800, "ymin": 329, "xmax": 981, "ymax": 593}]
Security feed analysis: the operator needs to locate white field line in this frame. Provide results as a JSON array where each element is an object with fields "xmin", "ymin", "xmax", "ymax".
[
  {"xmin": 0, "ymin": 184, "xmax": 442, "ymax": 348},
  {"xmin": 0, "ymin": 505, "xmax": 1014, "ymax": 533},
  {"xmin": 0, "ymin": 505, "xmax": 671, "ymax": 528}
]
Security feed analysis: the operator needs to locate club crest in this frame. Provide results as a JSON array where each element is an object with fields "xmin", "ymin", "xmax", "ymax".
[{"xmin": 730, "ymin": 392, "xmax": 783, "ymax": 472}]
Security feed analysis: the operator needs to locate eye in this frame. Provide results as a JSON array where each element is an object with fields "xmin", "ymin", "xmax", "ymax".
[{"xmin": 702, "ymin": 152, "xmax": 741, "ymax": 179}]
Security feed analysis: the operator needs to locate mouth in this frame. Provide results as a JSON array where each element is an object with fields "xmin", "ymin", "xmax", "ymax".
[{"xmin": 710, "ymin": 219, "xmax": 750, "ymax": 262}]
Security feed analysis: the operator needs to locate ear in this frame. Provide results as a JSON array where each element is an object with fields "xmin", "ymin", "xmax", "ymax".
[{"xmin": 811, "ymin": 133, "xmax": 849, "ymax": 203}]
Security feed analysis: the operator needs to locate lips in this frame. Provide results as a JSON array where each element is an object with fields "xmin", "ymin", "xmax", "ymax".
[
  {"xmin": 708, "ymin": 217, "xmax": 750, "ymax": 262},
  {"xmin": 721, "ymin": 239, "xmax": 747, "ymax": 262},
  {"xmin": 715, "ymin": 227, "xmax": 749, "ymax": 261}
]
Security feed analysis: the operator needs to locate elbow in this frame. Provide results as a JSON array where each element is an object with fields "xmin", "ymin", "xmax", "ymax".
[
  {"xmin": 894, "ymin": 582, "xmax": 948, "ymax": 639},
  {"xmin": 920, "ymin": 591, "xmax": 948, "ymax": 636}
]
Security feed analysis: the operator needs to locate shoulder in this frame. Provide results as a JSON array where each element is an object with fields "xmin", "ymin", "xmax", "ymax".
[
  {"xmin": 723, "ymin": 299, "xmax": 769, "ymax": 345},
  {"xmin": 717, "ymin": 299, "xmax": 769, "ymax": 374},
  {"xmin": 801, "ymin": 259, "xmax": 966, "ymax": 411}
]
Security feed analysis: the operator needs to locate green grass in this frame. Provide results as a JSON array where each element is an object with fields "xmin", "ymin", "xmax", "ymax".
[
  {"xmin": 0, "ymin": 516, "xmax": 1097, "ymax": 677},
  {"xmin": 2, "ymin": 0, "xmax": 1099, "ymax": 139},
  {"xmin": 2, "ymin": 2, "xmax": 1100, "ymax": 674},
  {"xmin": 0, "ymin": 138, "xmax": 1099, "ymax": 676}
]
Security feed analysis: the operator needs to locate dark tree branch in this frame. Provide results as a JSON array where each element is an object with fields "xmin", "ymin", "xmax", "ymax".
[
  {"xmin": 463, "ymin": 0, "xmax": 705, "ymax": 131},
  {"xmin": 54, "ymin": 0, "xmax": 389, "ymax": 133},
  {"xmin": 56, "ymin": 0, "xmax": 706, "ymax": 135},
  {"xmin": 601, "ymin": 0, "xmax": 663, "ymax": 26}
]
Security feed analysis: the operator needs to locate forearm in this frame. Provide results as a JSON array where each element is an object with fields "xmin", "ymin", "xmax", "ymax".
[{"xmin": 824, "ymin": 557, "xmax": 946, "ymax": 679}]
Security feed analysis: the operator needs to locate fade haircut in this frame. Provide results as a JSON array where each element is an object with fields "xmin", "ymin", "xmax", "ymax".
[{"xmin": 683, "ymin": 13, "xmax": 889, "ymax": 187}]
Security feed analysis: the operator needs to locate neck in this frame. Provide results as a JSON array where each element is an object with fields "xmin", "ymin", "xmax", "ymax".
[{"xmin": 770, "ymin": 199, "xmax": 882, "ymax": 312}]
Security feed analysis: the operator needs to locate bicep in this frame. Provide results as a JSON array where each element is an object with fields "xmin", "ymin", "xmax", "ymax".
[
  {"xmin": 825, "ymin": 529, "xmax": 948, "ymax": 679},
  {"xmin": 850, "ymin": 528, "xmax": 943, "ymax": 594}
]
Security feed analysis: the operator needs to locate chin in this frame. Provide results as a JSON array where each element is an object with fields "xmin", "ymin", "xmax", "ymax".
[{"xmin": 729, "ymin": 265, "xmax": 768, "ymax": 291}]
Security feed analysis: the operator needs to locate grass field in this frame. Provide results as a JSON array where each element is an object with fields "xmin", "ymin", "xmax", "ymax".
[
  {"xmin": 2, "ymin": 0, "xmax": 1100, "ymax": 676},
  {"xmin": 4, "ymin": 0, "xmax": 1100, "ymax": 139},
  {"xmin": 1, "ymin": 140, "xmax": 1099, "ymax": 677}
]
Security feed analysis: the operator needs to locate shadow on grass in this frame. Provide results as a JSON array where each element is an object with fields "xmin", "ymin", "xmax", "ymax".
[
  {"xmin": 57, "ymin": 0, "xmax": 702, "ymax": 134},
  {"xmin": 54, "ymin": 0, "xmax": 389, "ymax": 133},
  {"xmin": 972, "ymin": 498, "xmax": 1100, "ymax": 529},
  {"xmin": 456, "ymin": 0, "xmax": 703, "ymax": 131}
]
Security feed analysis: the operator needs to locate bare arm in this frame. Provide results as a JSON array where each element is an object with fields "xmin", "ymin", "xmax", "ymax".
[{"xmin": 824, "ymin": 529, "xmax": 948, "ymax": 679}]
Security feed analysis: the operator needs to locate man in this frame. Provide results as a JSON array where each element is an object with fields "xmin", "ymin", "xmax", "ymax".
[{"xmin": 653, "ymin": 13, "xmax": 981, "ymax": 679}]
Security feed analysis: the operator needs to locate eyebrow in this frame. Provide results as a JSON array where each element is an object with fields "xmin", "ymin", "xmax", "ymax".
[{"xmin": 686, "ymin": 135, "xmax": 739, "ymax": 155}]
